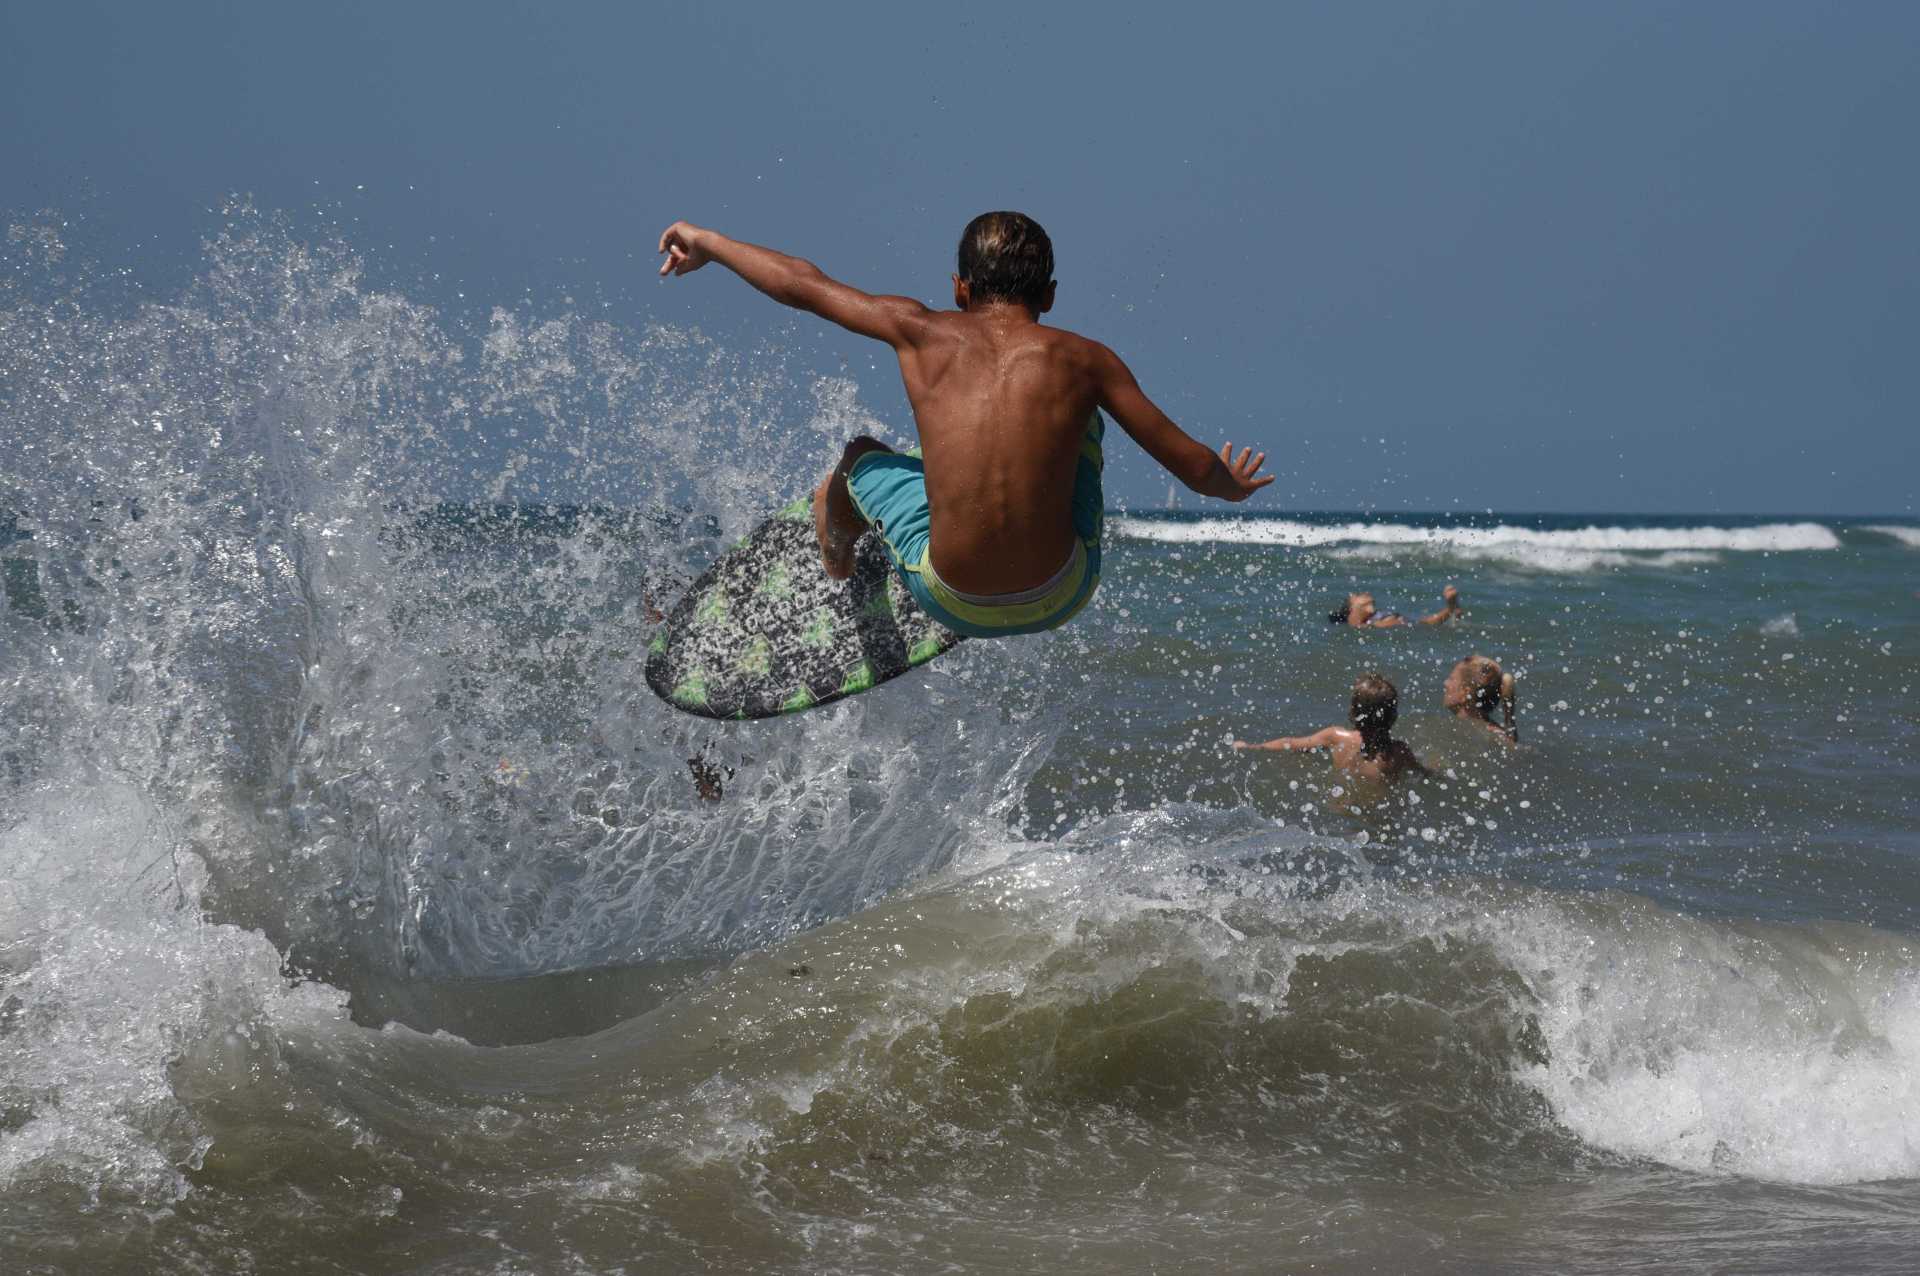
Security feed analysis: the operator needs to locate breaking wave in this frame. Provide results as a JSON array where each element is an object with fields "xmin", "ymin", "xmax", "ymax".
[
  {"xmin": 1863, "ymin": 524, "xmax": 1920, "ymax": 549},
  {"xmin": 1115, "ymin": 517, "xmax": 1841, "ymax": 552}
]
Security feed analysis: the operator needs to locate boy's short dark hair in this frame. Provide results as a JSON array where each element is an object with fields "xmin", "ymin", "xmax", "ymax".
[
  {"xmin": 1349, "ymin": 673, "xmax": 1399, "ymax": 733},
  {"xmin": 958, "ymin": 212, "xmax": 1054, "ymax": 308}
]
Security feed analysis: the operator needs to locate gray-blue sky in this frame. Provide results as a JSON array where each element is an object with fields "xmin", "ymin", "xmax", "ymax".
[{"xmin": 4, "ymin": 1, "xmax": 1915, "ymax": 514}]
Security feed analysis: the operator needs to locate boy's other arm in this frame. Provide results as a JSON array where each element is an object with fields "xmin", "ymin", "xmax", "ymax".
[
  {"xmin": 659, "ymin": 221, "xmax": 929, "ymax": 348},
  {"xmin": 1232, "ymin": 727, "xmax": 1341, "ymax": 752},
  {"xmin": 1094, "ymin": 345, "xmax": 1272, "ymax": 502}
]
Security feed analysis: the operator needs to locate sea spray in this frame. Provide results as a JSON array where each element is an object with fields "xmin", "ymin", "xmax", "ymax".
[{"xmin": 0, "ymin": 210, "xmax": 1059, "ymax": 1026}]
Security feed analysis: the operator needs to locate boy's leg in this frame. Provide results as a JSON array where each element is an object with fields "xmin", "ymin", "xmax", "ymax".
[{"xmin": 813, "ymin": 435, "xmax": 892, "ymax": 579}]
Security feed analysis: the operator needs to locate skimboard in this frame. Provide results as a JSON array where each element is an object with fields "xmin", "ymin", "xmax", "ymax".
[{"xmin": 645, "ymin": 496, "xmax": 964, "ymax": 719}]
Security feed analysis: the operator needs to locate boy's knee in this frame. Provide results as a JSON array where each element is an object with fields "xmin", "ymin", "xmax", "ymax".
[{"xmin": 842, "ymin": 435, "xmax": 890, "ymax": 461}]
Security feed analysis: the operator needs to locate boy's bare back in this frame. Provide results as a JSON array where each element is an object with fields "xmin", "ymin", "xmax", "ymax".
[
  {"xmin": 657, "ymin": 214, "xmax": 1272, "ymax": 598},
  {"xmin": 892, "ymin": 308, "xmax": 1107, "ymax": 593}
]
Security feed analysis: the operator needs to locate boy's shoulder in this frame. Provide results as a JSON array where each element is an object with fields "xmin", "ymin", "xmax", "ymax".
[{"xmin": 929, "ymin": 310, "xmax": 1106, "ymax": 355}]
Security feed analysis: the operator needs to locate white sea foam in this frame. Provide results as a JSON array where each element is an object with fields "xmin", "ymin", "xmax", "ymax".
[
  {"xmin": 1863, "ymin": 524, "xmax": 1920, "ymax": 549},
  {"xmin": 1114, "ymin": 517, "xmax": 1842, "ymax": 556},
  {"xmin": 1498, "ymin": 900, "xmax": 1920, "ymax": 1185},
  {"xmin": 0, "ymin": 784, "xmax": 349, "ymax": 1202},
  {"xmin": 1760, "ymin": 613, "xmax": 1800, "ymax": 637},
  {"xmin": 1324, "ymin": 543, "xmax": 1722, "ymax": 574}
]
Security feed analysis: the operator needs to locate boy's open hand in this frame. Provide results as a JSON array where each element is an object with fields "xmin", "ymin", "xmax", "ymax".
[
  {"xmin": 658, "ymin": 221, "xmax": 714, "ymax": 277},
  {"xmin": 1218, "ymin": 443, "xmax": 1274, "ymax": 501}
]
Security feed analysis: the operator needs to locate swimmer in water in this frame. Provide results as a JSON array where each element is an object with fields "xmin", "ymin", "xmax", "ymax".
[
  {"xmin": 1328, "ymin": 585, "xmax": 1464, "ymax": 628},
  {"xmin": 1443, "ymin": 654, "xmax": 1517, "ymax": 744},
  {"xmin": 1232, "ymin": 672, "xmax": 1427, "ymax": 783}
]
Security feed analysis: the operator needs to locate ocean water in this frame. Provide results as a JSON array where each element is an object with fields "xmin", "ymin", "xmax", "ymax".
[{"xmin": 3, "ymin": 217, "xmax": 1919, "ymax": 1275}]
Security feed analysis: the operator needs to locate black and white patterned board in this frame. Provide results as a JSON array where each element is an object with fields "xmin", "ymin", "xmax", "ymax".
[{"xmin": 646, "ymin": 496, "xmax": 966, "ymax": 719}]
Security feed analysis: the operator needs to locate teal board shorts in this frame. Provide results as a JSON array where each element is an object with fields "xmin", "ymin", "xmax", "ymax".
[{"xmin": 846, "ymin": 411, "xmax": 1104, "ymax": 639}]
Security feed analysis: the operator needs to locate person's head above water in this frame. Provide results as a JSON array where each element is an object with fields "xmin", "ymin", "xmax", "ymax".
[
  {"xmin": 1444, "ymin": 655, "xmax": 1518, "ymax": 743},
  {"xmin": 1444, "ymin": 655, "xmax": 1504, "ymax": 718},
  {"xmin": 955, "ymin": 211, "xmax": 1055, "ymax": 313},
  {"xmin": 1329, "ymin": 592, "xmax": 1378, "ymax": 625},
  {"xmin": 1348, "ymin": 672, "xmax": 1399, "ymax": 752}
]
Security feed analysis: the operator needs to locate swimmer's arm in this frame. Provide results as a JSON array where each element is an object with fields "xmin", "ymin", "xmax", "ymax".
[
  {"xmin": 1094, "ymin": 344, "xmax": 1272, "ymax": 502},
  {"xmin": 658, "ymin": 221, "xmax": 930, "ymax": 346},
  {"xmin": 1232, "ymin": 727, "xmax": 1342, "ymax": 753},
  {"xmin": 1418, "ymin": 586, "xmax": 1464, "ymax": 625}
]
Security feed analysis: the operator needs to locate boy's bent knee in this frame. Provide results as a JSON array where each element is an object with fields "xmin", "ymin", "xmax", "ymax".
[{"xmin": 839, "ymin": 435, "xmax": 892, "ymax": 468}]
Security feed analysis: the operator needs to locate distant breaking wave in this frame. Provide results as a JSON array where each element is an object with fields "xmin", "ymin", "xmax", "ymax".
[
  {"xmin": 1110, "ymin": 517, "xmax": 1841, "ymax": 574},
  {"xmin": 1113, "ymin": 517, "xmax": 1842, "ymax": 552},
  {"xmin": 1324, "ymin": 544, "xmax": 1725, "ymax": 573},
  {"xmin": 1863, "ymin": 524, "xmax": 1920, "ymax": 549}
]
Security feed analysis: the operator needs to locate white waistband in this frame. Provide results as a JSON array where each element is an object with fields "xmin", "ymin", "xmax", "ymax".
[{"xmin": 927, "ymin": 539, "xmax": 1084, "ymax": 606}]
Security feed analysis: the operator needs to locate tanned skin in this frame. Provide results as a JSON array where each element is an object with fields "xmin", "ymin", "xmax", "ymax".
[
  {"xmin": 1232, "ymin": 727, "xmax": 1427, "ymax": 784},
  {"xmin": 1338, "ymin": 586, "xmax": 1464, "ymax": 628},
  {"xmin": 658, "ymin": 222, "xmax": 1273, "ymax": 591}
]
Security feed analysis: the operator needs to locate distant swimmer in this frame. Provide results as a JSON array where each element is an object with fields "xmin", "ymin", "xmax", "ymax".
[
  {"xmin": 657, "ymin": 213, "xmax": 1274, "ymax": 638},
  {"xmin": 1232, "ymin": 672, "xmax": 1428, "ymax": 783},
  {"xmin": 1443, "ymin": 655, "xmax": 1517, "ymax": 744},
  {"xmin": 1327, "ymin": 585, "xmax": 1464, "ymax": 629}
]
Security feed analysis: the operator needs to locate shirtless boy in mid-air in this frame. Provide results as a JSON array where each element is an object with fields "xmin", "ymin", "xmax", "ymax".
[
  {"xmin": 1233, "ymin": 673, "xmax": 1427, "ymax": 783},
  {"xmin": 657, "ymin": 213, "xmax": 1273, "ymax": 637}
]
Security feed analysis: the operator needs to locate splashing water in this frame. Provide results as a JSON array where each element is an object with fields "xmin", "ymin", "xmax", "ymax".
[{"xmin": 0, "ymin": 209, "xmax": 1061, "ymax": 1197}]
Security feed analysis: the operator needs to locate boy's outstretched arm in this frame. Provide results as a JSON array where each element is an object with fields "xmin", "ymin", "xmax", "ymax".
[
  {"xmin": 1232, "ymin": 727, "xmax": 1341, "ymax": 752},
  {"xmin": 659, "ymin": 221, "xmax": 929, "ymax": 348},
  {"xmin": 1095, "ymin": 345, "xmax": 1273, "ymax": 502}
]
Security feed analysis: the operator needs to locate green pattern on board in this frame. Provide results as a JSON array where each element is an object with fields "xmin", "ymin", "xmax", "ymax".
[
  {"xmin": 644, "ymin": 496, "xmax": 965, "ymax": 720},
  {"xmin": 672, "ymin": 674, "xmax": 709, "ymax": 709},
  {"xmin": 758, "ymin": 561, "xmax": 794, "ymax": 600},
  {"xmin": 799, "ymin": 609, "xmax": 835, "ymax": 648},
  {"xmin": 739, "ymin": 636, "xmax": 772, "ymax": 678}
]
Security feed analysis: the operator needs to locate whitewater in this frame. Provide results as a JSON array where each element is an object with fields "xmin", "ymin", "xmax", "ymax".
[{"xmin": 3, "ymin": 215, "xmax": 1919, "ymax": 1274}]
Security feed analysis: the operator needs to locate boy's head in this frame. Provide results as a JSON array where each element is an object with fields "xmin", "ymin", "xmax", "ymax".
[
  {"xmin": 1349, "ymin": 672, "xmax": 1399, "ymax": 735},
  {"xmin": 1328, "ymin": 592, "xmax": 1376, "ymax": 624},
  {"xmin": 956, "ymin": 212, "xmax": 1055, "ymax": 312},
  {"xmin": 1445, "ymin": 656, "xmax": 1505, "ymax": 717}
]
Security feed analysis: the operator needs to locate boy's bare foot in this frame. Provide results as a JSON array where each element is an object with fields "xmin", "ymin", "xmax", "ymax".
[
  {"xmin": 813, "ymin": 474, "xmax": 859, "ymax": 579},
  {"xmin": 814, "ymin": 436, "xmax": 891, "ymax": 580}
]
